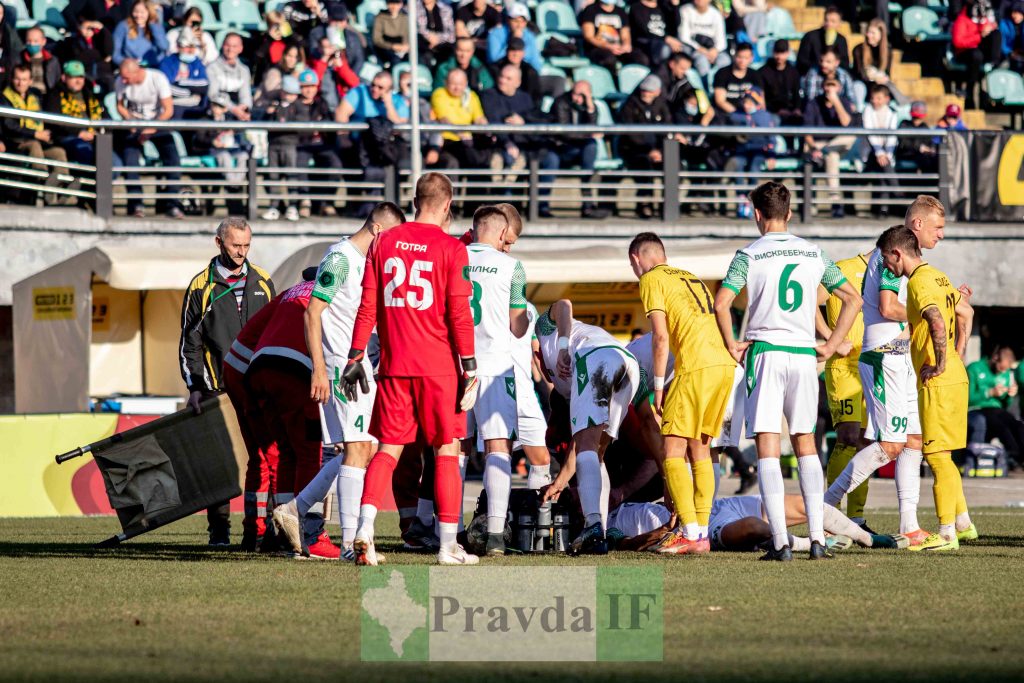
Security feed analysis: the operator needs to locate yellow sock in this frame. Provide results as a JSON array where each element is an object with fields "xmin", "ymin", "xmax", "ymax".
[
  {"xmin": 664, "ymin": 457, "xmax": 697, "ymax": 527},
  {"xmin": 692, "ymin": 459, "xmax": 715, "ymax": 527},
  {"xmin": 925, "ymin": 452, "xmax": 958, "ymax": 526},
  {"xmin": 955, "ymin": 476, "xmax": 969, "ymax": 517},
  {"xmin": 826, "ymin": 442, "xmax": 870, "ymax": 519}
]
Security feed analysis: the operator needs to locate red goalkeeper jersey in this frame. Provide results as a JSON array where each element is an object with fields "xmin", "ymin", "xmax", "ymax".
[{"xmin": 351, "ymin": 222, "xmax": 474, "ymax": 377}]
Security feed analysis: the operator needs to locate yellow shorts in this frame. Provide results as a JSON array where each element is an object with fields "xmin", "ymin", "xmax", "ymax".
[
  {"xmin": 824, "ymin": 363, "xmax": 865, "ymax": 426},
  {"xmin": 662, "ymin": 364, "xmax": 734, "ymax": 440},
  {"xmin": 919, "ymin": 381, "xmax": 968, "ymax": 454}
]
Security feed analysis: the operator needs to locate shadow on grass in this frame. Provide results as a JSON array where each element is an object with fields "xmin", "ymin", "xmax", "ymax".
[{"xmin": 0, "ymin": 540, "xmax": 297, "ymax": 562}]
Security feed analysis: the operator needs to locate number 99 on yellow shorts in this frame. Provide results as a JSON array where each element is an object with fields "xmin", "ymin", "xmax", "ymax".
[{"xmin": 825, "ymin": 364, "xmax": 865, "ymax": 426}]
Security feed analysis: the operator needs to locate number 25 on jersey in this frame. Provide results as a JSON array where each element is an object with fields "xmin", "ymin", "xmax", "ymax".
[{"xmin": 384, "ymin": 257, "xmax": 434, "ymax": 310}]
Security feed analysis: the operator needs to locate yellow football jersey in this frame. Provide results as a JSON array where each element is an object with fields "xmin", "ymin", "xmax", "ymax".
[
  {"xmin": 638, "ymin": 264, "xmax": 735, "ymax": 375},
  {"xmin": 906, "ymin": 263, "xmax": 968, "ymax": 387},
  {"xmin": 825, "ymin": 253, "xmax": 869, "ymax": 368}
]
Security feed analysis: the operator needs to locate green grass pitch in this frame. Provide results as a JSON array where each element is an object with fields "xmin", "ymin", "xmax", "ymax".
[{"xmin": 1, "ymin": 510, "xmax": 1023, "ymax": 683}]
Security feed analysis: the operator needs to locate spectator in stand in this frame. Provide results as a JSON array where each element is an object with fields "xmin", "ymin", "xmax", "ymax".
[
  {"xmin": 1, "ymin": 64, "xmax": 68, "ymax": 199},
  {"xmin": 487, "ymin": 4, "xmax": 541, "ymax": 71},
  {"xmin": 417, "ymin": 0, "xmax": 456, "ymax": 67},
  {"xmin": 494, "ymin": 37, "xmax": 540, "ymax": 102},
  {"xmin": 579, "ymin": 0, "xmax": 646, "ymax": 72},
  {"xmin": 733, "ymin": 0, "xmax": 768, "ymax": 42},
  {"xmin": 253, "ymin": 11, "xmax": 299, "ymax": 84},
  {"xmin": 434, "ymin": 37, "xmax": 494, "ymax": 93},
  {"xmin": 712, "ymin": 42, "xmax": 762, "ymax": 114},
  {"xmin": 373, "ymin": 0, "xmax": 410, "ymax": 70},
  {"xmin": 57, "ymin": 13, "xmax": 116, "ymax": 92},
  {"xmin": 283, "ymin": 0, "xmax": 328, "ymax": 45},
  {"xmin": 207, "ymin": 33, "xmax": 253, "ymax": 122},
  {"xmin": 1001, "ymin": 2, "xmax": 1024, "ymax": 73},
  {"xmin": 656, "ymin": 51, "xmax": 714, "ymax": 126},
  {"xmin": 618, "ymin": 74, "xmax": 671, "ymax": 219},
  {"xmin": 192, "ymin": 93, "xmax": 251, "ymax": 214},
  {"xmin": 254, "ymin": 44, "xmax": 305, "ymax": 111},
  {"xmin": 897, "ymin": 100, "xmax": 938, "ymax": 173},
  {"xmin": 114, "ymin": 59, "xmax": 184, "ymax": 218},
  {"xmin": 803, "ymin": 76, "xmax": 855, "ymax": 218},
  {"xmin": 678, "ymin": 0, "xmax": 730, "ymax": 78},
  {"xmin": 21, "ymin": 27, "xmax": 61, "ymax": 96},
  {"xmin": 0, "ymin": 4, "xmax": 23, "ymax": 89},
  {"xmin": 456, "ymin": 0, "xmax": 501, "ymax": 55},
  {"xmin": 335, "ymin": 69, "xmax": 409, "ymax": 166},
  {"xmin": 759, "ymin": 38, "xmax": 802, "ymax": 124},
  {"xmin": 953, "ymin": 0, "xmax": 1003, "ymax": 108},
  {"xmin": 630, "ymin": 0, "xmax": 685, "ymax": 66},
  {"xmin": 159, "ymin": 31, "xmax": 209, "ymax": 118},
  {"xmin": 802, "ymin": 45, "xmax": 855, "ymax": 102},
  {"xmin": 727, "ymin": 89, "xmax": 775, "ymax": 218},
  {"xmin": 430, "ymin": 67, "xmax": 490, "ymax": 168},
  {"xmin": 63, "ymin": 0, "xmax": 129, "ymax": 33},
  {"xmin": 796, "ymin": 6, "xmax": 849, "ymax": 75},
  {"xmin": 113, "ymin": 0, "xmax": 168, "ymax": 66},
  {"xmin": 166, "ymin": 7, "xmax": 218, "ymax": 65},
  {"xmin": 309, "ymin": 35, "xmax": 360, "ymax": 109},
  {"xmin": 853, "ymin": 19, "xmax": 906, "ymax": 104},
  {"xmin": 967, "ymin": 345, "xmax": 1024, "ymax": 466},
  {"xmin": 549, "ymin": 80, "xmax": 610, "ymax": 219},
  {"xmin": 309, "ymin": 4, "xmax": 365, "ymax": 77},
  {"xmin": 45, "ymin": 61, "xmax": 106, "ymax": 165},
  {"xmin": 674, "ymin": 86, "xmax": 718, "ymax": 176},
  {"xmin": 482, "ymin": 64, "xmax": 545, "ymax": 191},
  {"xmin": 861, "ymin": 83, "xmax": 899, "ymax": 216},
  {"xmin": 937, "ymin": 102, "xmax": 969, "ymax": 130}
]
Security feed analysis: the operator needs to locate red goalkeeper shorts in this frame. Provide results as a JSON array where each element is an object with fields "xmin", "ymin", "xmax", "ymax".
[{"xmin": 370, "ymin": 375, "xmax": 466, "ymax": 447}]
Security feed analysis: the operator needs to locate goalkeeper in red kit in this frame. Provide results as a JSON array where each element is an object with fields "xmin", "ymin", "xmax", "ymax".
[{"xmin": 343, "ymin": 172, "xmax": 481, "ymax": 566}]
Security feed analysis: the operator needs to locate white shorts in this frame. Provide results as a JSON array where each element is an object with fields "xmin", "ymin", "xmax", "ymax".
[
  {"xmin": 709, "ymin": 495, "xmax": 764, "ymax": 550},
  {"xmin": 320, "ymin": 359, "xmax": 376, "ymax": 444},
  {"xmin": 514, "ymin": 363, "xmax": 547, "ymax": 448},
  {"xmin": 744, "ymin": 348, "xmax": 819, "ymax": 436},
  {"xmin": 469, "ymin": 372, "xmax": 519, "ymax": 442},
  {"xmin": 859, "ymin": 350, "xmax": 921, "ymax": 443},
  {"xmin": 712, "ymin": 365, "xmax": 747, "ymax": 448},
  {"xmin": 571, "ymin": 347, "xmax": 640, "ymax": 439},
  {"xmin": 607, "ymin": 502, "xmax": 671, "ymax": 538}
]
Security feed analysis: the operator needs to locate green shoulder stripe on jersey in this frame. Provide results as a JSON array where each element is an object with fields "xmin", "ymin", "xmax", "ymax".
[
  {"xmin": 744, "ymin": 341, "xmax": 817, "ymax": 396},
  {"xmin": 510, "ymin": 260, "xmax": 527, "ymax": 309},
  {"xmin": 631, "ymin": 367, "xmax": 650, "ymax": 407},
  {"xmin": 536, "ymin": 310, "xmax": 557, "ymax": 337},
  {"xmin": 820, "ymin": 251, "xmax": 846, "ymax": 293},
  {"xmin": 312, "ymin": 250, "xmax": 349, "ymax": 303},
  {"xmin": 722, "ymin": 252, "xmax": 749, "ymax": 294},
  {"xmin": 880, "ymin": 266, "xmax": 902, "ymax": 293}
]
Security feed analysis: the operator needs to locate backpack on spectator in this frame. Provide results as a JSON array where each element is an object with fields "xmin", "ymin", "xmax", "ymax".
[
  {"xmin": 542, "ymin": 35, "xmax": 579, "ymax": 58},
  {"xmin": 360, "ymin": 116, "xmax": 404, "ymax": 167}
]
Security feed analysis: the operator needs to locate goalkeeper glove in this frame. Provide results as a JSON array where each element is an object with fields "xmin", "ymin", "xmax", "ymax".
[
  {"xmin": 341, "ymin": 348, "xmax": 369, "ymax": 401},
  {"xmin": 458, "ymin": 356, "xmax": 480, "ymax": 412}
]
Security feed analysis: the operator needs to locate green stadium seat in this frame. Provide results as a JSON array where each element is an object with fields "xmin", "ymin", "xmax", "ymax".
[
  {"xmin": 354, "ymin": 0, "xmax": 386, "ymax": 32},
  {"xmin": 900, "ymin": 7, "xmax": 949, "ymax": 42},
  {"xmin": 573, "ymin": 64, "xmax": 621, "ymax": 100},
  {"xmin": 538, "ymin": 32, "xmax": 588, "ymax": 69},
  {"xmin": 359, "ymin": 60, "xmax": 382, "ymax": 82},
  {"xmin": 540, "ymin": 95, "xmax": 553, "ymax": 113},
  {"xmin": 592, "ymin": 99, "xmax": 623, "ymax": 170},
  {"xmin": 104, "ymin": 91, "xmax": 121, "ymax": 120},
  {"xmin": 32, "ymin": 0, "xmax": 67, "ymax": 28},
  {"xmin": 188, "ymin": 0, "xmax": 225, "ymax": 31},
  {"xmin": 264, "ymin": 0, "xmax": 287, "ymax": 12},
  {"xmin": 617, "ymin": 63, "xmax": 650, "ymax": 96},
  {"xmin": 214, "ymin": 27, "xmax": 250, "ymax": 48},
  {"xmin": 535, "ymin": 0, "xmax": 580, "ymax": 37},
  {"xmin": 393, "ymin": 62, "xmax": 432, "ymax": 94},
  {"xmin": 3, "ymin": 0, "xmax": 37, "ymax": 29},
  {"xmin": 763, "ymin": 7, "xmax": 800, "ymax": 39},
  {"xmin": 986, "ymin": 69, "xmax": 1024, "ymax": 105},
  {"xmin": 219, "ymin": 0, "xmax": 264, "ymax": 31}
]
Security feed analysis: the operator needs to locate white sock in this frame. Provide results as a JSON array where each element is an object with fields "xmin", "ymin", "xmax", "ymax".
[
  {"xmin": 684, "ymin": 523, "xmax": 699, "ymax": 539},
  {"xmin": 823, "ymin": 504, "xmax": 872, "ymax": 546},
  {"xmin": 439, "ymin": 521, "xmax": 458, "ymax": 550},
  {"xmin": 699, "ymin": 525, "xmax": 709, "ymax": 539},
  {"xmin": 797, "ymin": 455, "xmax": 826, "ymax": 545},
  {"xmin": 576, "ymin": 450, "xmax": 603, "ymax": 527},
  {"xmin": 788, "ymin": 533, "xmax": 811, "ymax": 551},
  {"xmin": 338, "ymin": 465, "xmax": 365, "ymax": 547},
  {"xmin": 357, "ymin": 503, "xmax": 378, "ymax": 541},
  {"xmin": 527, "ymin": 463, "xmax": 551, "ymax": 489},
  {"xmin": 824, "ymin": 442, "xmax": 889, "ymax": 507},
  {"xmin": 939, "ymin": 523, "xmax": 955, "ymax": 541},
  {"xmin": 458, "ymin": 454, "xmax": 468, "ymax": 532},
  {"xmin": 485, "ymin": 451, "xmax": 512, "ymax": 534},
  {"xmin": 599, "ymin": 463, "xmax": 610, "ymax": 532},
  {"xmin": 758, "ymin": 458, "xmax": 789, "ymax": 551},
  {"xmin": 956, "ymin": 511, "xmax": 972, "ymax": 531},
  {"xmin": 296, "ymin": 454, "xmax": 343, "ymax": 519},
  {"xmin": 416, "ymin": 498, "xmax": 434, "ymax": 526},
  {"xmin": 896, "ymin": 448, "xmax": 923, "ymax": 534}
]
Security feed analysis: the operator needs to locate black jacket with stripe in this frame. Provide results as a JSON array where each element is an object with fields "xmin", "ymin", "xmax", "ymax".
[{"xmin": 179, "ymin": 257, "xmax": 275, "ymax": 392}]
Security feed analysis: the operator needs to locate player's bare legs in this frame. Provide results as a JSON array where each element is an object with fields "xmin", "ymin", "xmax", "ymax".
[{"xmin": 353, "ymin": 442, "xmax": 405, "ymax": 565}]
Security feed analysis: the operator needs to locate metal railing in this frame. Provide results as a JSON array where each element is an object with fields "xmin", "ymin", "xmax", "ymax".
[{"xmin": 0, "ymin": 107, "xmax": 951, "ymax": 222}]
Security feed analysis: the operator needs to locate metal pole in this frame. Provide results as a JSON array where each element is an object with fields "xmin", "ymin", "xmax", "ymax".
[
  {"xmin": 938, "ymin": 131, "xmax": 953, "ymax": 221},
  {"xmin": 407, "ymin": 0, "xmax": 421, "ymax": 210},
  {"xmin": 384, "ymin": 164, "xmax": 397, "ymax": 204},
  {"xmin": 801, "ymin": 158, "xmax": 812, "ymax": 223},
  {"xmin": 96, "ymin": 131, "xmax": 113, "ymax": 219},
  {"xmin": 528, "ymin": 157, "xmax": 540, "ymax": 222},
  {"xmin": 662, "ymin": 136, "xmax": 679, "ymax": 223},
  {"xmin": 246, "ymin": 154, "xmax": 258, "ymax": 222}
]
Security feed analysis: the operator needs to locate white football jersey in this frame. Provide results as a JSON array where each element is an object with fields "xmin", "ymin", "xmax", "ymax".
[
  {"xmin": 466, "ymin": 243, "xmax": 527, "ymax": 376},
  {"xmin": 626, "ymin": 332, "xmax": 676, "ymax": 384},
  {"xmin": 535, "ymin": 310, "xmax": 629, "ymax": 398},
  {"xmin": 512, "ymin": 301, "xmax": 539, "ymax": 378},
  {"xmin": 722, "ymin": 232, "xmax": 845, "ymax": 347},
  {"xmin": 861, "ymin": 248, "xmax": 908, "ymax": 351},
  {"xmin": 312, "ymin": 238, "xmax": 366, "ymax": 364}
]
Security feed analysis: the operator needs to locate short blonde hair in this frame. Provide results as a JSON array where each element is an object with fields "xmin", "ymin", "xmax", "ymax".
[
  {"xmin": 905, "ymin": 195, "xmax": 945, "ymax": 224},
  {"xmin": 494, "ymin": 202, "xmax": 523, "ymax": 236}
]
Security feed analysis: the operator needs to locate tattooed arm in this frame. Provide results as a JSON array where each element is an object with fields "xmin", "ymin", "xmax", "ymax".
[
  {"xmin": 954, "ymin": 294, "xmax": 974, "ymax": 360},
  {"xmin": 920, "ymin": 304, "xmax": 946, "ymax": 385}
]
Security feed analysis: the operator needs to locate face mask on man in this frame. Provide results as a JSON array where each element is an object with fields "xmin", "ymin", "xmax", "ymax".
[
  {"xmin": 27, "ymin": 44, "xmax": 43, "ymax": 56},
  {"xmin": 179, "ymin": 52, "xmax": 198, "ymax": 63},
  {"xmin": 684, "ymin": 103, "xmax": 699, "ymax": 116}
]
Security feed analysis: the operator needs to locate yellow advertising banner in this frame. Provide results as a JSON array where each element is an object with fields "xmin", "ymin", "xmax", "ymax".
[{"xmin": 32, "ymin": 287, "xmax": 76, "ymax": 320}]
